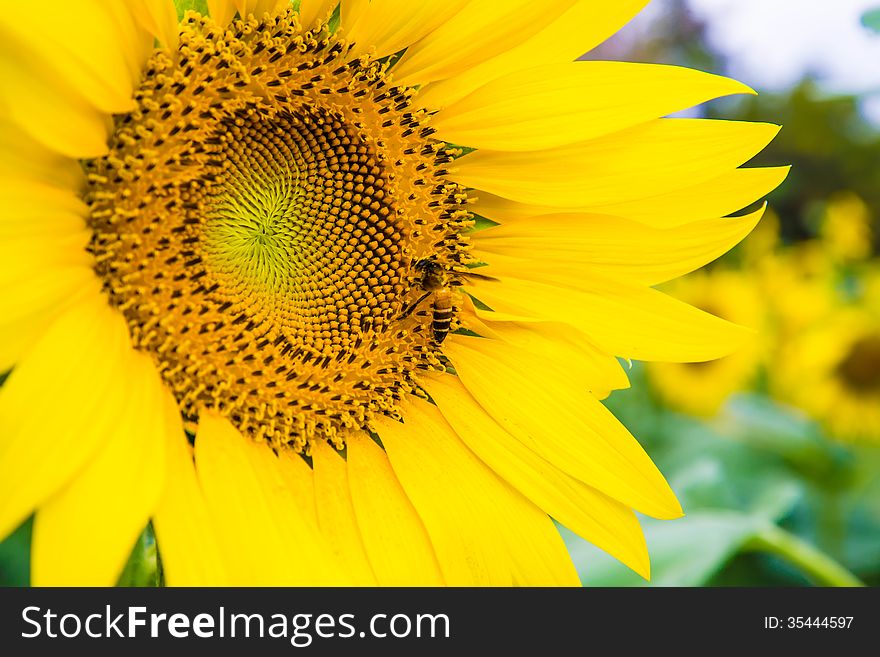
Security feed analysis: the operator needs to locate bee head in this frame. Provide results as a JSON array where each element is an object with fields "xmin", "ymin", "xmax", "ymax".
[
  {"xmin": 414, "ymin": 257, "xmax": 439, "ymax": 272},
  {"xmin": 413, "ymin": 258, "xmax": 445, "ymax": 290}
]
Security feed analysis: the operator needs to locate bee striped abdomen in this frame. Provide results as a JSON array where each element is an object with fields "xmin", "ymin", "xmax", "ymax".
[{"xmin": 431, "ymin": 288, "xmax": 454, "ymax": 343}]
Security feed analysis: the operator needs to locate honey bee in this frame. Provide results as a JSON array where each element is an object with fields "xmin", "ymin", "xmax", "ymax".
[{"xmin": 400, "ymin": 258, "xmax": 497, "ymax": 344}]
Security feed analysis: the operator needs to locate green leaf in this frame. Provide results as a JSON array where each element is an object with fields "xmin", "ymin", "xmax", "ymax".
[
  {"xmin": 718, "ymin": 395, "xmax": 854, "ymax": 487},
  {"xmin": 566, "ymin": 511, "xmax": 770, "ymax": 587},
  {"xmin": 174, "ymin": 0, "xmax": 209, "ymax": 21},
  {"xmin": 862, "ymin": 8, "xmax": 880, "ymax": 32},
  {"xmin": 117, "ymin": 524, "xmax": 162, "ymax": 587},
  {"xmin": 564, "ymin": 466, "xmax": 800, "ymax": 586},
  {"xmin": 573, "ymin": 387, "xmax": 816, "ymax": 585},
  {"xmin": 327, "ymin": 2, "xmax": 340, "ymax": 33},
  {"xmin": 469, "ymin": 214, "xmax": 499, "ymax": 232},
  {"xmin": 0, "ymin": 517, "xmax": 31, "ymax": 587},
  {"xmin": 637, "ymin": 412, "xmax": 805, "ymax": 518},
  {"xmin": 843, "ymin": 506, "xmax": 880, "ymax": 576},
  {"xmin": 443, "ymin": 143, "xmax": 477, "ymax": 159}
]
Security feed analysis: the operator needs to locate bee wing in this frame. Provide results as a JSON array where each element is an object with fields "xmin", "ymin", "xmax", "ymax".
[{"xmin": 458, "ymin": 270, "xmax": 499, "ymax": 283}]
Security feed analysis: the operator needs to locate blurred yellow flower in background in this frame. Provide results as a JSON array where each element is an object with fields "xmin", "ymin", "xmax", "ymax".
[
  {"xmin": 0, "ymin": 0, "xmax": 784, "ymax": 586},
  {"xmin": 741, "ymin": 205, "xmax": 781, "ymax": 265},
  {"xmin": 739, "ymin": 197, "xmax": 880, "ymax": 445},
  {"xmin": 756, "ymin": 241, "xmax": 838, "ymax": 341},
  {"xmin": 772, "ymin": 306, "xmax": 880, "ymax": 443},
  {"xmin": 646, "ymin": 269, "xmax": 763, "ymax": 417},
  {"xmin": 819, "ymin": 191, "xmax": 874, "ymax": 264}
]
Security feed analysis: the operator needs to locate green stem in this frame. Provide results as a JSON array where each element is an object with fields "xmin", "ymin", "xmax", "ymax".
[
  {"xmin": 817, "ymin": 492, "xmax": 845, "ymax": 561},
  {"xmin": 743, "ymin": 524, "xmax": 864, "ymax": 587}
]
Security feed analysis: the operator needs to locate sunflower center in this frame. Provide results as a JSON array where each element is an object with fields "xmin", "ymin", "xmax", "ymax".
[
  {"xmin": 82, "ymin": 9, "xmax": 472, "ymax": 450},
  {"xmin": 836, "ymin": 334, "xmax": 880, "ymax": 394},
  {"xmin": 198, "ymin": 108, "xmax": 405, "ymax": 351}
]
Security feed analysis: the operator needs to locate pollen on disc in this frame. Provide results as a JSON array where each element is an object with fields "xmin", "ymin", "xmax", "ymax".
[{"xmin": 82, "ymin": 9, "xmax": 474, "ymax": 451}]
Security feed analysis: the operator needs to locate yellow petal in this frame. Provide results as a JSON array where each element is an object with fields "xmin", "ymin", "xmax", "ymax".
[
  {"xmin": 152, "ymin": 393, "xmax": 231, "ymax": 586},
  {"xmin": 0, "ymin": 232, "xmax": 92, "ymax": 284},
  {"xmin": 376, "ymin": 397, "xmax": 580, "ymax": 586},
  {"xmin": 0, "ymin": 212, "xmax": 86, "ymax": 241},
  {"xmin": 472, "ymin": 205, "xmax": 766, "ymax": 286},
  {"xmin": 0, "ymin": 178, "xmax": 87, "ymax": 225},
  {"xmin": 0, "ymin": 188, "xmax": 91, "ymax": 370},
  {"xmin": 0, "ymin": 292, "xmax": 132, "ymax": 541},
  {"xmin": 298, "ymin": 0, "xmax": 338, "ymax": 29},
  {"xmin": 453, "ymin": 119, "xmax": 780, "ymax": 208},
  {"xmin": 442, "ymin": 336, "xmax": 682, "ymax": 520},
  {"xmin": 243, "ymin": 434, "xmax": 348, "ymax": 585},
  {"xmin": 346, "ymin": 433, "xmax": 445, "ymax": 585},
  {"xmin": 31, "ymin": 351, "xmax": 166, "ymax": 586},
  {"xmin": 233, "ymin": 0, "xmax": 286, "ymax": 19},
  {"xmin": 434, "ymin": 62, "xmax": 753, "ymax": 151},
  {"xmin": 274, "ymin": 446, "xmax": 319, "ymax": 527},
  {"xmin": 207, "ymin": 0, "xmax": 237, "ymax": 25},
  {"xmin": 0, "ymin": 265, "xmax": 97, "ymax": 327},
  {"xmin": 0, "ymin": 0, "xmax": 141, "ymax": 114},
  {"xmin": 473, "ymin": 166, "xmax": 790, "ymax": 228},
  {"xmin": 588, "ymin": 167, "xmax": 789, "ymax": 228},
  {"xmin": 311, "ymin": 439, "xmax": 379, "ymax": 585},
  {"xmin": 90, "ymin": 3, "xmax": 155, "ymax": 89},
  {"xmin": 0, "ymin": 52, "xmax": 111, "ymax": 158},
  {"xmin": 423, "ymin": 373, "xmax": 650, "ymax": 578},
  {"xmin": 340, "ymin": 0, "xmax": 370, "ymax": 38},
  {"xmin": 194, "ymin": 413, "xmax": 345, "ymax": 585},
  {"xmin": 418, "ymin": 0, "xmax": 649, "ymax": 109},
  {"xmin": 0, "ymin": 121, "xmax": 86, "ymax": 192},
  {"xmin": 0, "ymin": 307, "xmax": 62, "ymax": 374},
  {"xmin": 470, "ymin": 272, "xmax": 751, "ymax": 362},
  {"xmin": 462, "ymin": 309, "xmax": 629, "ymax": 398},
  {"xmin": 391, "ymin": 0, "xmax": 579, "ymax": 88},
  {"xmin": 0, "ymin": 267, "xmax": 98, "ymax": 373},
  {"xmin": 344, "ymin": 0, "xmax": 470, "ymax": 60},
  {"xmin": 130, "ymin": 0, "xmax": 180, "ymax": 50}
]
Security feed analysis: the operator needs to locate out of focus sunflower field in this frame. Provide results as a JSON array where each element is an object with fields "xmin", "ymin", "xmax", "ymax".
[
  {"xmin": 564, "ymin": 0, "xmax": 880, "ymax": 587},
  {"xmin": 1, "ymin": 0, "xmax": 878, "ymax": 588}
]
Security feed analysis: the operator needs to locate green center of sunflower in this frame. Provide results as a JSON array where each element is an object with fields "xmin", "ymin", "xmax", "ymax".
[
  {"xmin": 199, "ymin": 108, "xmax": 406, "ymax": 350},
  {"xmin": 836, "ymin": 333, "xmax": 880, "ymax": 394},
  {"xmin": 81, "ymin": 9, "xmax": 473, "ymax": 451}
]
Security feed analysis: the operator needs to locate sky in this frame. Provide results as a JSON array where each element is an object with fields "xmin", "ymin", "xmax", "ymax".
[
  {"xmin": 639, "ymin": 0, "xmax": 880, "ymax": 118},
  {"xmin": 687, "ymin": 0, "xmax": 880, "ymax": 94}
]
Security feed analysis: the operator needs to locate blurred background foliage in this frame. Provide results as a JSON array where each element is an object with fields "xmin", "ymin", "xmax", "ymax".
[
  {"xmin": 1, "ymin": 0, "xmax": 878, "ymax": 587},
  {"xmin": 565, "ymin": 0, "xmax": 880, "ymax": 587}
]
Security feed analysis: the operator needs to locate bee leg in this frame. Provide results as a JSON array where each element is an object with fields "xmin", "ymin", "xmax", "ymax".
[{"xmin": 398, "ymin": 291, "xmax": 431, "ymax": 320}]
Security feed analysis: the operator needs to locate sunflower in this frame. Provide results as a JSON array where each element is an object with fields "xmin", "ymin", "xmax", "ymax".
[
  {"xmin": 819, "ymin": 191, "xmax": 873, "ymax": 264},
  {"xmin": 0, "ymin": 0, "xmax": 786, "ymax": 586},
  {"xmin": 645, "ymin": 270, "xmax": 762, "ymax": 417},
  {"xmin": 773, "ymin": 306, "xmax": 880, "ymax": 442},
  {"xmin": 756, "ymin": 240, "xmax": 837, "ymax": 342}
]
